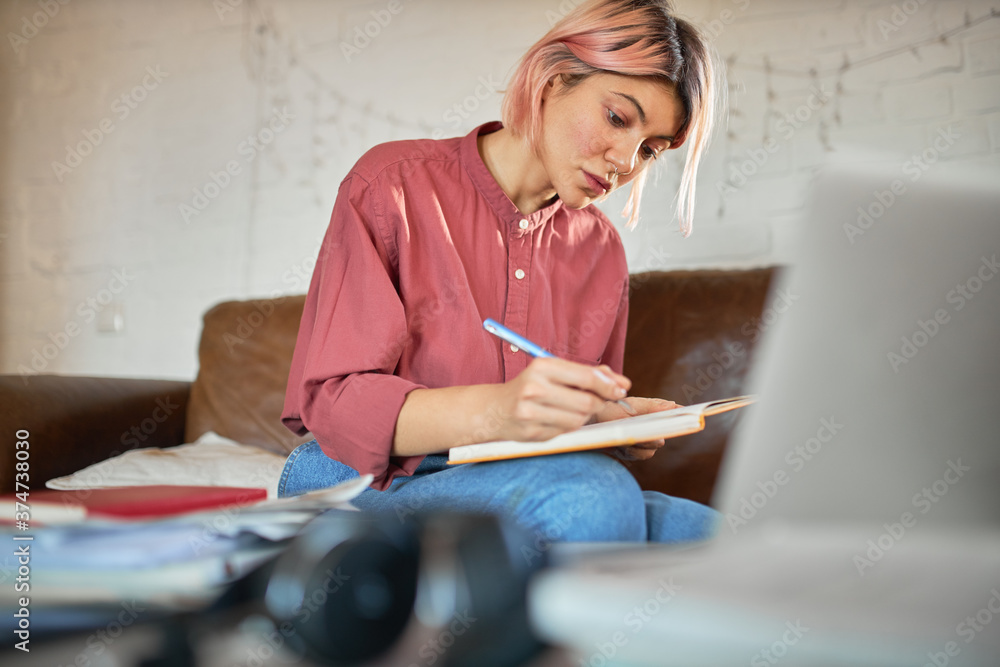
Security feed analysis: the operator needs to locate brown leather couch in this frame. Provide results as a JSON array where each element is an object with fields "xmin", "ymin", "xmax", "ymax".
[{"xmin": 1, "ymin": 268, "xmax": 777, "ymax": 504}]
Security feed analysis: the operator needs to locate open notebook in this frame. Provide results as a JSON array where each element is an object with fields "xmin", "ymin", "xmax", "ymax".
[{"xmin": 447, "ymin": 396, "xmax": 754, "ymax": 464}]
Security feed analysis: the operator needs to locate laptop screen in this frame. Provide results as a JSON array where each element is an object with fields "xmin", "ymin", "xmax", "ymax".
[{"xmin": 714, "ymin": 159, "xmax": 1000, "ymax": 533}]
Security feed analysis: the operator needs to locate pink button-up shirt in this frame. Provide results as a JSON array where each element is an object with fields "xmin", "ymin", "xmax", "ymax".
[{"xmin": 281, "ymin": 121, "xmax": 630, "ymax": 490}]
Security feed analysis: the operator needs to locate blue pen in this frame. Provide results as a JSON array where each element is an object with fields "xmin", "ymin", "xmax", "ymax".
[{"xmin": 483, "ymin": 318, "xmax": 636, "ymax": 414}]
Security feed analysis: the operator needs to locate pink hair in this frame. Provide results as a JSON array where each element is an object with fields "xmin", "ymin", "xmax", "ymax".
[{"xmin": 500, "ymin": 0, "xmax": 723, "ymax": 236}]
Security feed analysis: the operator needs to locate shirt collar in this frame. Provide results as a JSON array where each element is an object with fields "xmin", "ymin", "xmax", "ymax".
[{"xmin": 460, "ymin": 121, "xmax": 563, "ymax": 235}]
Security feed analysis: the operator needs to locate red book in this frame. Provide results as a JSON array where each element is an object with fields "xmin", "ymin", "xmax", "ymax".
[{"xmin": 4, "ymin": 485, "xmax": 268, "ymax": 524}]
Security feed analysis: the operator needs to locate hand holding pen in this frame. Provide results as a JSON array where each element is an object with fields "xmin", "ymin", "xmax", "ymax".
[{"xmin": 483, "ymin": 319, "xmax": 636, "ymax": 416}]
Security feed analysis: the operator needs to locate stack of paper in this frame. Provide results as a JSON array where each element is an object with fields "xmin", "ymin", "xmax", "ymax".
[{"xmin": 0, "ymin": 476, "xmax": 373, "ymax": 609}]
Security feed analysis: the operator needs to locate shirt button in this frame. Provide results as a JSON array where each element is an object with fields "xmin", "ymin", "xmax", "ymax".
[
  {"xmin": 518, "ymin": 219, "xmax": 529, "ymax": 230},
  {"xmin": 510, "ymin": 344, "xmax": 519, "ymax": 353},
  {"xmin": 515, "ymin": 268, "xmax": 525, "ymax": 280}
]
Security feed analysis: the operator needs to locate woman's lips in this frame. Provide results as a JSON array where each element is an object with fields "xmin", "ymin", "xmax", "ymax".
[{"xmin": 584, "ymin": 171, "xmax": 610, "ymax": 196}]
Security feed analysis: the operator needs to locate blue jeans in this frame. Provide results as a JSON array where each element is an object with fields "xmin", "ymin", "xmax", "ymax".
[{"xmin": 278, "ymin": 440, "xmax": 720, "ymax": 543}]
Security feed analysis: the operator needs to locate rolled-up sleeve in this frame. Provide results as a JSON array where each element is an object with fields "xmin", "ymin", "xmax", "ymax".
[{"xmin": 281, "ymin": 173, "xmax": 427, "ymax": 490}]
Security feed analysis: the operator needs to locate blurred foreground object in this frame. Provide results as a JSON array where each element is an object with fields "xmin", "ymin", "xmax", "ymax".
[
  {"xmin": 529, "ymin": 158, "xmax": 1000, "ymax": 665},
  {"xmin": 3, "ymin": 510, "xmax": 547, "ymax": 667}
]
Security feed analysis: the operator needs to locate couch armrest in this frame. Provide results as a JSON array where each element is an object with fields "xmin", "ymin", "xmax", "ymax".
[{"xmin": 0, "ymin": 374, "xmax": 191, "ymax": 493}]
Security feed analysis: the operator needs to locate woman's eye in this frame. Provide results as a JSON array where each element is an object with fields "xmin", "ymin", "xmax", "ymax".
[{"xmin": 608, "ymin": 109, "xmax": 658, "ymax": 160}]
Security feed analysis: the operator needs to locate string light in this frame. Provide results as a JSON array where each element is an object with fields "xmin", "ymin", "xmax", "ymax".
[{"xmin": 714, "ymin": 8, "xmax": 999, "ymax": 218}]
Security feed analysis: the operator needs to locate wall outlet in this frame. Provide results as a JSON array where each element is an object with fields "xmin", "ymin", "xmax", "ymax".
[{"xmin": 97, "ymin": 301, "xmax": 125, "ymax": 334}]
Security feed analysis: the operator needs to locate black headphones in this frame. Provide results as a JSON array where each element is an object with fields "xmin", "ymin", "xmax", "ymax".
[{"xmin": 219, "ymin": 509, "xmax": 549, "ymax": 666}]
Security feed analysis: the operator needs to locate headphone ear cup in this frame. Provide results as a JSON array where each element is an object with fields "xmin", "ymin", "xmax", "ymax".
[
  {"xmin": 256, "ymin": 510, "xmax": 547, "ymax": 667},
  {"xmin": 263, "ymin": 511, "xmax": 422, "ymax": 665},
  {"xmin": 414, "ymin": 513, "xmax": 548, "ymax": 667}
]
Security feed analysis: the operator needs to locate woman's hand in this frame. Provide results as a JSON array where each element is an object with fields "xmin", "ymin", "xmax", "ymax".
[
  {"xmin": 494, "ymin": 359, "xmax": 631, "ymax": 442},
  {"xmin": 594, "ymin": 397, "xmax": 683, "ymax": 462}
]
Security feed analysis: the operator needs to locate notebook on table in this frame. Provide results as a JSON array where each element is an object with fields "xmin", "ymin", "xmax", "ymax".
[{"xmin": 2, "ymin": 485, "xmax": 268, "ymax": 525}]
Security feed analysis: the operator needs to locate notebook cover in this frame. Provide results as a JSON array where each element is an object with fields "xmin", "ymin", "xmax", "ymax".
[{"xmin": 4, "ymin": 485, "xmax": 267, "ymax": 521}]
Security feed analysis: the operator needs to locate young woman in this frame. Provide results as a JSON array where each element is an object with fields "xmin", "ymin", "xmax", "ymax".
[{"xmin": 279, "ymin": 0, "xmax": 723, "ymax": 543}]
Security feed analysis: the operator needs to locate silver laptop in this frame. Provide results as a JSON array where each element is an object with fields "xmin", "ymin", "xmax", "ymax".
[{"xmin": 529, "ymin": 156, "xmax": 1000, "ymax": 666}]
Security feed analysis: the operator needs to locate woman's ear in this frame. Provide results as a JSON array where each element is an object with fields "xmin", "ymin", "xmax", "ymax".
[{"xmin": 540, "ymin": 74, "xmax": 562, "ymax": 105}]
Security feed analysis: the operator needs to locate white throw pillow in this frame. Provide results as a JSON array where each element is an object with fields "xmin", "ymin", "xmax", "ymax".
[{"xmin": 46, "ymin": 431, "xmax": 287, "ymax": 498}]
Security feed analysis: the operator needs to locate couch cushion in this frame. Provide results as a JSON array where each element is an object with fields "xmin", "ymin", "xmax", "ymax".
[
  {"xmin": 185, "ymin": 295, "xmax": 313, "ymax": 455},
  {"xmin": 46, "ymin": 431, "xmax": 287, "ymax": 498},
  {"xmin": 622, "ymin": 268, "xmax": 778, "ymax": 504}
]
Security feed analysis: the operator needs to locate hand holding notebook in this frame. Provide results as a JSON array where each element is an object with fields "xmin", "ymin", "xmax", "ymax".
[
  {"xmin": 591, "ymin": 396, "xmax": 683, "ymax": 462},
  {"xmin": 448, "ymin": 396, "xmax": 755, "ymax": 464}
]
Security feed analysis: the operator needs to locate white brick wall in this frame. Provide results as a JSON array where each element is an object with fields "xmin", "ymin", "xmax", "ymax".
[{"xmin": 1, "ymin": 0, "xmax": 998, "ymax": 380}]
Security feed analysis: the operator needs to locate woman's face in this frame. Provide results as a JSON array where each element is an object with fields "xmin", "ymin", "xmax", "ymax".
[{"xmin": 538, "ymin": 72, "xmax": 685, "ymax": 209}]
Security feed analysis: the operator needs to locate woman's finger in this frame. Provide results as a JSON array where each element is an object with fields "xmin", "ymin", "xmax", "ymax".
[
  {"xmin": 524, "ymin": 380, "xmax": 605, "ymax": 420},
  {"xmin": 532, "ymin": 357, "xmax": 631, "ymax": 403},
  {"xmin": 631, "ymin": 439, "xmax": 665, "ymax": 450}
]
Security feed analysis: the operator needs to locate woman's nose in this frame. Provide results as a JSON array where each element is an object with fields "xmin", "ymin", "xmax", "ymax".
[{"xmin": 608, "ymin": 153, "xmax": 635, "ymax": 178}]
